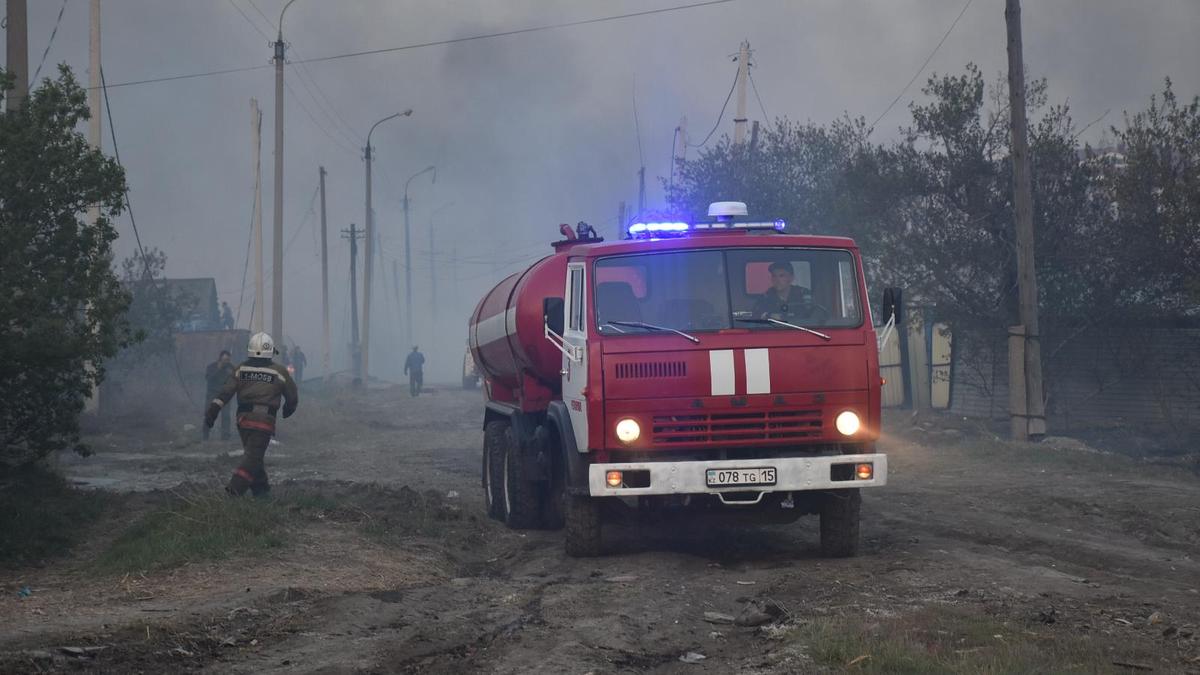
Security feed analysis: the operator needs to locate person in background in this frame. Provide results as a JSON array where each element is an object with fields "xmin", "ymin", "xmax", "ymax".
[
  {"xmin": 292, "ymin": 345, "xmax": 307, "ymax": 386},
  {"xmin": 404, "ymin": 345, "xmax": 425, "ymax": 397},
  {"xmin": 280, "ymin": 345, "xmax": 292, "ymax": 375},
  {"xmin": 220, "ymin": 301, "xmax": 235, "ymax": 330},
  {"xmin": 203, "ymin": 350, "xmax": 235, "ymax": 441}
]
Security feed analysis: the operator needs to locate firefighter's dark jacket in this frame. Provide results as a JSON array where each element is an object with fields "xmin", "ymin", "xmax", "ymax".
[{"xmin": 205, "ymin": 357, "xmax": 298, "ymax": 431}]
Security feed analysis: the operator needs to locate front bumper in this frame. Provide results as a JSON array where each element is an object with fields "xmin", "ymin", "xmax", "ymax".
[{"xmin": 587, "ymin": 453, "xmax": 887, "ymax": 500}]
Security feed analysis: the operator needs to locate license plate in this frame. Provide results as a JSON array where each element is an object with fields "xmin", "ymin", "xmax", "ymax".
[{"xmin": 705, "ymin": 467, "xmax": 777, "ymax": 487}]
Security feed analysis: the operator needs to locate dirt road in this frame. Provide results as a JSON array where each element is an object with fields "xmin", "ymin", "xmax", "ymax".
[{"xmin": 2, "ymin": 384, "xmax": 1198, "ymax": 673}]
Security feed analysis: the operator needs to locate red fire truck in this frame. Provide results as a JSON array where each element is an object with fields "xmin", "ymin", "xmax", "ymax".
[{"xmin": 468, "ymin": 202, "xmax": 887, "ymax": 557}]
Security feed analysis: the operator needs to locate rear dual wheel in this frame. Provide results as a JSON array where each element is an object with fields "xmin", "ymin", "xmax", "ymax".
[
  {"xmin": 502, "ymin": 429, "xmax": 541, "ymax": 529},
  {"xmin": 482, "ymin": 421, "xmax": 507, "ymax": 520}
]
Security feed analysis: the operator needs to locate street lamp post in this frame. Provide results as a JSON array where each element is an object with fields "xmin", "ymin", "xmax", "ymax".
[
  {"xmin": 271, "ymin": 0, "xmax": 298, "ymax": 345},
  {"xmin": 361, "ymin": 109, "xmax": 413, "ymax": 384},
  {"xmin": 403, "ymin": 165, "xmax": 436, "ymax": 347}
]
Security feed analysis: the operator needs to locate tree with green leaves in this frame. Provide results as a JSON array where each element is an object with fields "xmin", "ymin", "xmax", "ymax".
[{"xmin": 0, "ymin": 66, "xmax": 132, "ymax": 470}]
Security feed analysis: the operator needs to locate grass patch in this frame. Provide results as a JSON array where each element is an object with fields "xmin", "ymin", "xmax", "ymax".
[
  {"xmin": 794, "ymin": 606, "xmax": 1140, "ymax": 674},
  {"xmin": 89, "ymin": 482, "xmax": 484, "ymax": 574},
  {"xmin": 92, "ymin": 489, "xmax": 292, "ymax": 574},
  {"xmin": 0, "ymin": 468, "xmax": 112, "ymax": 567}
]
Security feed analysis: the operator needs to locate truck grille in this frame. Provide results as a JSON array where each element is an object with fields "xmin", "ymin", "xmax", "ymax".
[
  {"xmin": 651, "ymin": 409, "xmax": 822, "ymax": 445},
  {"xmin": 614, "ymin": 361, "xmax": 687, "ymax": 379}
]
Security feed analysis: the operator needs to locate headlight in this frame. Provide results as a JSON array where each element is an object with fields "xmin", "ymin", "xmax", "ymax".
[
  {"xmin": 615, "ymin": 418, "xmax": 641, "ymax": 443},
  {"xmin": 835, "ymin": 411, "xmax": 861, "ymax": 436}
]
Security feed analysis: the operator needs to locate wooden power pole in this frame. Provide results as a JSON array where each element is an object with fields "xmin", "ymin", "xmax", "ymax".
[
  {"xmin": 319, "ymin": 166, "xmax": 330, "ymax": 378},
  {"xmin": 1005, "ymin": 0, "xmax": 1046, "ymax": 440}
]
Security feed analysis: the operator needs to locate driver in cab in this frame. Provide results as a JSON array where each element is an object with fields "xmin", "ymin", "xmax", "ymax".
[{"xmin": 753, "ymin": 261, "xmax": 823, "ymax": 321}]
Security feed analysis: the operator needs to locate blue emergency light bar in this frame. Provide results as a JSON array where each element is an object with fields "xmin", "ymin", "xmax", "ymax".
[{"xmin": 627, "ymin": 220, "xmax": 786, "ymax": 238}]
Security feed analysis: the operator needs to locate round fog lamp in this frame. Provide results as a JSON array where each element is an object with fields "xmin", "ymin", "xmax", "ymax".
[
  {"xmin": 835, "ymin": 411, "xmax": 861, "ymax": 436},
  {"xmin": 615, "ymin": 418, "xmax": 641, "ymax": 444}
]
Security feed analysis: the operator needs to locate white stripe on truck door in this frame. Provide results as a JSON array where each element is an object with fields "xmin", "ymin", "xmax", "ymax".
[{"xmin": 709, "ymin": 350, "xmax": 735, "ymax": 396}]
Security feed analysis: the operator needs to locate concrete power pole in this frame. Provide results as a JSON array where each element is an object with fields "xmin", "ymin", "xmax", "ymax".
[
  {"xmin": 1005, "ymin": 0, "xmax": 1046, "ymax": 441},
  {"xmin": 733, "ymin": 40, "xmax": 750, "ymax": 144},
  {"xmin": 5, "ymin": 0, "xmax": 27, "ymax": 110},
  {"xmin": 319, "ymin": 166, "xmax": 330, "ymax": 377},
  {"xmin": 343, "ymin": 224, "xmax": 362, "ymax": 383},
  {"xmin": 617, "ymin": 201, "xmax": 626, "ymax": 240},
  {"xmin": 251, "ymin": 99, "xmax": 265, "ymax": 333},
  {"xmin": 362, "ymin": 143, "xmax": 374, "ymax": 382},
  {"xmin": 271, "ymin": 21, "xmax": 288, "ymax": 344},
  {"xmin": 88, "ymin": 0, "xmax": 101, "ymax": 156},
  {"xmin": 82, "ymin": 0, "xmax": 101, "ymax": 414}
]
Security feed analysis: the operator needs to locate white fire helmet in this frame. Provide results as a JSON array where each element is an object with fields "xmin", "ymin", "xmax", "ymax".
[{"xmin": 247, "ymin": 332, "xmax": 278, "ymax": 358}]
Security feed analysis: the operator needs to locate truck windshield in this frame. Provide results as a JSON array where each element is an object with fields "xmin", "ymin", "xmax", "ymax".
[{"xmin": 594, "ymin": 248, "xmax": 862, "ymax": 335}]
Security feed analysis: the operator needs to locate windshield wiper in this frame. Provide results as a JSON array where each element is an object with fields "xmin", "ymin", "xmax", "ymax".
[
  {"xmin": 606, "ymin": 320, "xmax": 700, "ymax": 343},
  {"xmin": 734, "ymin": 317, "xmax": 831, "ymax": 341}
]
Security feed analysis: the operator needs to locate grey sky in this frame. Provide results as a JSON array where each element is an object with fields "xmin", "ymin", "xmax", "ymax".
[{"xmin": 5, "ymin": 0, "xmax": 1198, "ymax": 378}]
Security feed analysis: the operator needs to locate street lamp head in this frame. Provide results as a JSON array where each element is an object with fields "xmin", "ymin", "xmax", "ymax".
[{"xmin": 401, "ymin": 109, "xmax": 413, "ymax": 117}]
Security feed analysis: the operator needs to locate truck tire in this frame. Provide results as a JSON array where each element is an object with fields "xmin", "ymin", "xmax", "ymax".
[
  {"xmin": 564, "ymin": 495, "xmax": 602, "ymax": 557},
  {"xmin": 502, "ymin": 429, "xmax": 541, "ymax": 529},
  {"xmin": 819, "ymin": 488, "xmax": 861, "ymax": 558},
  {"xmin": 482, "ymin": 421, "xmax": 507, "ymax": 520}
]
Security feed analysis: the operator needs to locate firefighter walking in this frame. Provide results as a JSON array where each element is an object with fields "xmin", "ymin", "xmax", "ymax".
[{"xmin": 205, "ymin": 332, "xmax": 298, "ymax": 496}]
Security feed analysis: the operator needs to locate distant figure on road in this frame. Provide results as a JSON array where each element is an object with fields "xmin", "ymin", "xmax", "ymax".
[
  {"xmin": 203, "ymin": 350, "xmax": 235, "ymax": 441},
  {"xmin": 292, "ymin": 345, "xmax": 307, "ymax": 385},
  {"xmin": 404, "ymin": 345, "xmax": 425, "ymax": 397},
  {"xmin": 220, "ymin": 301, "xmax": 235, "ymax": 330},
  {"xmin": 206, "ymin": 332, "xmax": 298, "ymax": 497}
]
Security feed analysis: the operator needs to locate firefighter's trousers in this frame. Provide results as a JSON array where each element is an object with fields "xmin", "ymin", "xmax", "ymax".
[
  {"xmin": 227, "ymin": 426, "xmax": 272, "ymax": 496},
  {"xmin": 409, "ymin": 370, "xmax": 423, "ymax": 397}
]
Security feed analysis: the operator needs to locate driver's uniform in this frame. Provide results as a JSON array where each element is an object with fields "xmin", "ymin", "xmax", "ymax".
[{"xmin": 753, "ymin": 285, "xmax": 816, "ymax": 319}]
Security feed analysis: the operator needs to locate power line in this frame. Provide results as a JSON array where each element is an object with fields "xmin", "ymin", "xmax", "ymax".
[
  {"xmin": 100, "ymin": 65, "xmax": 195, "ymax": 405},
  {"xmin": 869, "ymin": 0, "xmax": 975, "ymax": 132},
  {"xmin": 748, "ymin": 70, "xmax": 769, "ymax": 122},
  {"xmin": 282, "ymin": 76, "xmax": 358, "ymax": 155},
  {"xmin": 97, "ymin": 0, "xmax": 738, "ymax": 90},
  {"xmin": 689, "ymin": 65, "xmax": 739, "ymax": 148},
  {"xmin": 226, "ymin": 0, "xmax": 272, "ymax": 42},
  {"xmin": 31, "ymin": 0, "xmax": 69, "ymax": 83}
]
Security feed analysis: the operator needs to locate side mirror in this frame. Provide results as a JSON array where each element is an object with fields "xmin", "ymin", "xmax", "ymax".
[
  {"xmin": 543, "ymin": 297, "xmax": 564, "ymax": 335},
  {"xmin": 880, "ymin": 287, "xmax": 902, "ymax": 325}
]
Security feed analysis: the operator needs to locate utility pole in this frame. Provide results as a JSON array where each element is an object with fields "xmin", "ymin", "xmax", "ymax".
[
  {"xmin": 251, "ymin": 99, "xmax": 264, "ymax": 333},
  {"xmin": 271, "ymin": 2, "xmax": 297, "ymax": 344},
  {"xmin": 1005, "ymin": 0, "xmax": 1046, "ymax": 441},
  {"xmin": 363, "ymin": 143, "xmax": 374, "ymax": 380},
  {"xmin": 82, "ymin": 0, "xmax": 101, "ymax": 414},
  {"xmin": 5, "ymin": 0, "xmax": 28, "ymax": 110},
  {"xmin": 733, "ymin": 40, "xmax": 750, "ymax": 144},
  {"xmin": 617, "ymin": 201, "xmax": 626, "ymax": 239},
  {"xmin": 342, "ymin": 224, "xmax": 363, "ymax": 382},
  {"xmin": 319, "ymin": 166, "xmax": 330, "ymax": 377},
  {"xmin": 88, "ymin": 0, "xmax": 101, "ymax": 157},
  {"xmin": 669, "ymin": 116, "xmax": 687, "ymax": 194},
  {"xmin": 403, "ymin": 165, "xmax": 435, "ymax": 347},
  {"xmin": 637, "ymin": 167, "xmax": 646, "ymax": 217}
]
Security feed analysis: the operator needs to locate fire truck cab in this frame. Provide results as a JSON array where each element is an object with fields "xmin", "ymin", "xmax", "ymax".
[{"xmin": 469, "ymin": 202, "xmax": 886, "ymax": 557}]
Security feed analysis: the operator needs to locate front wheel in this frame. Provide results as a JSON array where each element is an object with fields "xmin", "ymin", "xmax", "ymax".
[
  {"xmin": 819, "ymin": 489, "xmax": 861, "ymax": 557},
  {"xmin": 564, "ymin": 494, "xmax": 603, "ymax": 557}
]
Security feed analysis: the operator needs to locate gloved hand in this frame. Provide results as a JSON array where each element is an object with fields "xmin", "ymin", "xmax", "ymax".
[
  {"xmin": 204, "ymin": 402, "xmax": 221, "ymax": 428},
  {"xmin": 282, "ymin": 403, "xmax": 296, "ymax": 419}
]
